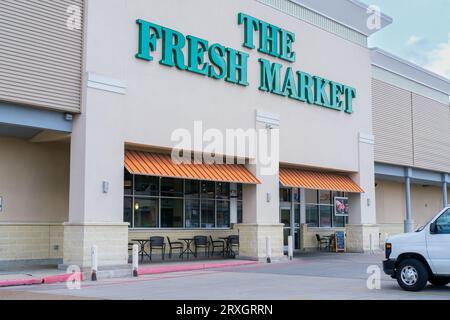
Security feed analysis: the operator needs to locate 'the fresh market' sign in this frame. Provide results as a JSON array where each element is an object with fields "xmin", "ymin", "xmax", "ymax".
[{"xmin": 136, "ymin": 13, "xmax": 356, "ymax": 114}]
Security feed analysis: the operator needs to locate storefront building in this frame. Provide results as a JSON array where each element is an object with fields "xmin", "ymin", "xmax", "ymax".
[{"xmin": 0, "ymin": 0, "xmax": 448, "ymax": 268}]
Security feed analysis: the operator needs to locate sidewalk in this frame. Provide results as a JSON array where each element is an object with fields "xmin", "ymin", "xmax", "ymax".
[{"xmin": 0, "ymin": 259, "xmax": 258, "ymax": 288}]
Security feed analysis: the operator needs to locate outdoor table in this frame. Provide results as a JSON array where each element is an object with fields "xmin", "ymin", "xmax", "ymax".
[
  {"xmin": 321, "ymin": 235, "xmax": 333, "ymax": 252},
  {"xmin": 132, "ymin": 239, "xmax": 150, "ymax": 262},
  {"xmin": 219, "ymin": 237, "xmax": 234, "ymax": 258},
  {"xmin": 179, "ymin": 238, "xmax": 195, "ymax": 260}
]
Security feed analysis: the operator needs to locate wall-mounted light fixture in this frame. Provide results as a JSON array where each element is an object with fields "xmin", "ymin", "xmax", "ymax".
[
  {"xmin": 134, "ymin": 202, "xmax": 140, "ymax": 211},
  {"xmin": 102, "ymin": 181, "xmax": 109, "ymax": 194}
]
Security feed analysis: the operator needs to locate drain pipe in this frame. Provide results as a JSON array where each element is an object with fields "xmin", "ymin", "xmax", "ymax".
[
  {"xmin": 91, "ymin": 245, "xmax": 98, "ymax": 281},
  {"xmin": 132, "ymin": 244, "xmax": 139, "ymax": 277}
]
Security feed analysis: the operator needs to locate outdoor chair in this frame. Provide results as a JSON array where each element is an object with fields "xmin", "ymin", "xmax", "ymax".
[
  {"xmin": 315, "ymin": 234, "xmax": 329, "ymax": 251},
  {"xmin": 209, "ymin": 235, "xmax": 225, "ymax": 256},
  {"xmin": 194, "ymin": 236, "xmax": 209, "ymax": 258},
  {"xmin": 167, "ymin": 236, "xmax": 184, "ymax": 259},
  {"xmin": 149, "ymin": 236, "xmax": 166, "ymax": 261},
  {"xmin": 228, "ymin": 235, "xmax": 239, "ymax": 257}
]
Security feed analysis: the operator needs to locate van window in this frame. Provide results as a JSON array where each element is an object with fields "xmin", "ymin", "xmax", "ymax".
[{"xmin": 435, "ymin": 209, "xmax": 450, "ymax": 234}]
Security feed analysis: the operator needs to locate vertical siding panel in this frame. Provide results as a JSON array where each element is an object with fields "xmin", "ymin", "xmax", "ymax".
[
  {"xmin": 412, "ymin": 93, "xmax": 450, "ymax": 172},
  {"xmin": 0, "ymin": 0, "xmax": 83, "ymax": 112},
  {"xmin": 372, "ymin": 79, "xmax": 414, "ymax": 166}
]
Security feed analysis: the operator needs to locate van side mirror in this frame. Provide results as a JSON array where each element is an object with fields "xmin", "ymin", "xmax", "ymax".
[{"xmin": 430, "ymin": 222, "xmax": 437, "ymax": 234}]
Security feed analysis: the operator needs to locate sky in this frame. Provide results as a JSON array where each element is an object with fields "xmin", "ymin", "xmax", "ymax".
[{"xmin": 362, "ymin": 0, "xmax": 450, "ymax": 79}]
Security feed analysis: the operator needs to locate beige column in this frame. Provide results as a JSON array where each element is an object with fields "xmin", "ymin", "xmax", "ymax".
[
  {"xmin": 346, "ymin": 133, "xmax": 379, "ymax": 252},
  {"xmin": 62, "ymin": 0, "xmax": 130, "ymax": 269},
  {"xmin": 237, "ymin": 111, "xmax": 284, "ymax": 261}
]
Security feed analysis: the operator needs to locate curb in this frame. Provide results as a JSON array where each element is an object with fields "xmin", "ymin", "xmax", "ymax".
[
  {"xmin": 138, "ymin": 260, "xmax": 258, "ymax": 276},
  {"xmin": 42, "ymin": 272, "xmax": 84, "ymax": 284},
  {"xmin": 0, "ymin": 278, "xmax": 42, "ymax": 287},
  {"xmin": 0, "ymin": 272, "xmax": 84, "ymax": 288},
  {"xmin": 0, "ymin": 261, "xmax": 256, "ymax": 287}
]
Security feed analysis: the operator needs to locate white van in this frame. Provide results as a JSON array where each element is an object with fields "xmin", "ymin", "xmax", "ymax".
[{"xmin": 383, "ymin": 207, "xmax": 450, "ymax": 291}]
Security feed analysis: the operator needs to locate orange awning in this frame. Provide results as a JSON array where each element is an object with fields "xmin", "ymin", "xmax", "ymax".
[
  {"xmin": 279, "ymin": 167, "xmax": 364, "ymax": 193},
  {"xmin": 125, "ymin": 150, "xmax": 260, "ymax": 184}
]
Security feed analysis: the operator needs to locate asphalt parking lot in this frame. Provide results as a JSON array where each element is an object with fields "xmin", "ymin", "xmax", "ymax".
[{"xmin": 0, "ymin": 252, "xmax": 449, "ymax": 300}]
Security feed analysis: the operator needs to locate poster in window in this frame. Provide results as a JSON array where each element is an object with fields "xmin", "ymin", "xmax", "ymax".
[{"xmin": 334, "ymin": 197, "xmax": 349, "ymax": 216}]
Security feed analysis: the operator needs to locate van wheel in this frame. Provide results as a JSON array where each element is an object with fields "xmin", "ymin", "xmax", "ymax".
[
  {"xmin": 396, "ymin": 259, "xmax": 428, "ymax": 291},
  {"xmin": 429, "ymin": 277, "xmax": 450, "ymax": 287}
]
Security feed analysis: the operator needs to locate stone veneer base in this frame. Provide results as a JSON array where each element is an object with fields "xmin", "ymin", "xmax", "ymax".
[
  {"xmin": 345, "ymin": 224, "xmax": 380, "ymax": 253},
  {"xmin": 235, "ymin": 223, "xmax": 284, "ymax": 260},
  {"xmin": 62, "ymin": 223, "xmax": 129, "ymax": 268}
]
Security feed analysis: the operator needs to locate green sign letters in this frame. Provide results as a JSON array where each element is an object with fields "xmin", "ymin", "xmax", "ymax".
[{"xmin": 136, "ymin": 13, "xmax": 356, "ymax": 114}]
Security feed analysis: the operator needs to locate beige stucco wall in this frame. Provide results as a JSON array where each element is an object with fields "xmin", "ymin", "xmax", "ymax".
[
  {"xmin": 66, "ymin": 0, "xmax": 376, "ymax": 262},
  {"xmin": 0, "ymin": 137, "xmax": 68, "ymax": 262},
  {"xmin": 375, "ymin": 179, "xmax": 448, "ymax": 242},
  {"xmin": 84, "ymin": 0, "xmax": 373, "ymax": 170},
  {"xmin": 74, "ymin": 0, "xmax": 375, "ymax": 222},
  {"xmin": 0, "ymin": 137, "xmax": 70, "ymax": 223},
  {"xmin": 0, "ymin": 224, "xmax": 64, "ymax": 262}
]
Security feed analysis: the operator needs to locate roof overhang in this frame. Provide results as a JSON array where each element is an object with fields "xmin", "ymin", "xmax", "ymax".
[
  {"xmin": 371, "ymin": 48, "xmax": 450, "ymax": 96},
  {"xmin": 291, "ymin": 0, "xmax": 392, "ymax": 36}
]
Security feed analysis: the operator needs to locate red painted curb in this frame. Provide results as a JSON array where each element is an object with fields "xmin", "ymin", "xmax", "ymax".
[
  {"xmin": 0, "ymin": 272, "xmax": 85, "ymax": 288},
  {"xmin": 138, "ymin": 260, "xmax": 257, "ymax": 276},
  {"xmin": 42, "ymin": 272, "xmax": 84, "ymax": 284},
  {"xmin": 0, "ymin": 278, "xmax": 43, "ymax": 287}
]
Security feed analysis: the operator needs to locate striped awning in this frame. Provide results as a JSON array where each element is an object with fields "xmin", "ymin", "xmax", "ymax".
[
  {"xmin": 279, "ymin": 167, "xmax": 364, "ymax": 193},
  {"xmin": 125, "ymin": 150, "xmax": 260, "ymax": 184}
]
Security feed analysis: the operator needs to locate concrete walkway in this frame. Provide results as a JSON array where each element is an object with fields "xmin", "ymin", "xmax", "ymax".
[{"xmin": 1, "ymin": 252, "xmax": 449, "ymax": 300}]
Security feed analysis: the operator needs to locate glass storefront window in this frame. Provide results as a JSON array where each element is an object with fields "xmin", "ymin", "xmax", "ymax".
[
  {"xmin": 237, "ymin": 184, "xmax": 243, "ymax": 201},
  {"xmin": 332, "ymin": 191, "xmax": 346, "ymax": 199},
  {"xmin": 185, "ymin": 199, "xmax": 200, "ymax": 228},
  {"xmin": 292, "ymin": 188, "xmax": 300, "ymax": 202},
  {"xmin": 134, "ymin": 198, "xmax": 159, "ymax": 228},
  {"xmin": 279, "ymin": 187, "xmax": 350, "ymax": 229},
  {"xmin": 201, "ymin": 199, "xmax": 215, "ymax": 228},
  {"xmin": 124, "ymin": 170, "xmax": 133, "ymax": 196},
  {"xmin": 134, "ymin": 175, "xmax": 159, "ymax": 196},
  {"xmin": 124, "ymin": 197, "xmax": 132, "ymax": 226},
  {"xmin": 160, "ymin": 198, "xmax": 183, "ymax": 228},
  {"xmin": 185, "ymin": 180, "xmax": 200, "ymax": 198},
  {"xmin": 333, "ymin": 215, "xmax": 347, "ymax": 228},
  {"xmin": 161, "ymin": 178, "xmax": 183, "ymax": 198},
  {"xmin": 280, "ymin": 188, "xmax": 291, "ymax": 202},
  {"xmin": 294, "ymin": 204, "xmax": 300, "ymax": 226},
  {"xmin": 201, "ymin": 181, "xmax": 215, "ymax": 199},
  {"xmin": 124, "ymin": 174, "xmax": 243, "ymax": 230},
  {"xmin": 216, "ymin": 200, "xmax": 230, "ymax": 228},
  {"xmin": 306, "ymin": 204, "xmax": 319, "ymax": 227},
  {"xmin": 237, "ymin": 201, "xmax": 243, "ymax": 223},
  {"xmin": 319, "ymin": 206, "xmax": 332, "ymax": 228},
  {"xmin": 305, "ymin": 189, "xmax": 318, "ymax": 204},
  {"xmin": 280, "ymin": 209, "xmax": 290, "ymax": 227},
  {"xmin": 216, "ymin": 182, "xmax": 230, "ymax": 199},
  {"xmin": 319, "ymin": 190, "xmax": 332, "ymax": 205}
]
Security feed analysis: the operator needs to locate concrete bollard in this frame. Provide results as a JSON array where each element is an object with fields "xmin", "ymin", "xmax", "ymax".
[
  {"xmin": 266, "ymin": 236, "xmax": 272, "ymax": 263},
  {"xmin": 132, "ymin": 244, "xmax": 139, "ymax": 277},
  {"xmin": 91, "ymin": 245, "xmax": 98, "ymax": 281},
  {"xmin": 369, "ymin": 233, "xmax": 374, "ymax": 254},
  {"xmin": 288, "ymin": 236, "xmax": 293, "ymax": 260}
]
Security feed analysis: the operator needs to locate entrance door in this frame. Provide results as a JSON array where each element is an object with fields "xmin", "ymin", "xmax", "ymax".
[{"xmin": 280, "ymin": 208, "xmax": 300, "ymax": 250}]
